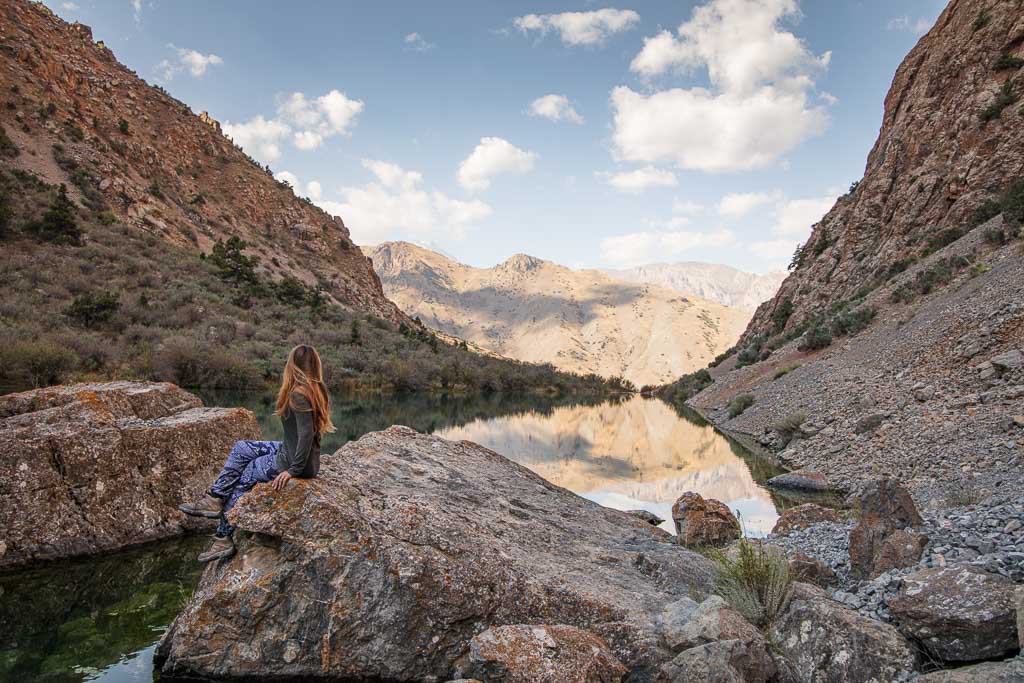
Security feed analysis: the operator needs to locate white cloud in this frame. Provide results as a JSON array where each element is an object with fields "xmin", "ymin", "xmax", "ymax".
[
  {"xmin": 886, "ymin": 16, "xmax": 932, "ymax": 34},
  {"xmin": 457, "ymin": 137, "xmax": 537, "ymax": 192},
  {"xmin": 222, "ymin": 116, "xmax": 290, "ymax": 164},
  {"xmin": 613, "ymin": 0, "xmax": 831, "ymax": 172},
  {"xmin": 744, "ymin": 190, "xmax": 839, "ymax": 269},
  {"xmin": 317, "ymin": 159, "xmax": 492, "ymax": 245},
  {"xmin": 274, "ymin": 170, "xmax": 300, "ymax": 188},
  {"xmin": 600, "ymin": 228, "xmax": 736, "ymax": 267},
  {"xmin": 61, "ymin": 2, "xmax": 79, "ymax": 9},
  {"xmin": 528, "ymin": 94, "xmax": 584, "ymax": 124},
  {"xmin": 273, "ymin": 171, "xmax": 323, "ymax": 201},
  {"xmin": 602, "ymin": 166, "xmax": 678, "ymax": 194},
  {"xmin": 717, "ymin": 190, "xmax": 782, "ymax": 217},
  {"xmin": 131, "ymin": 0, "xmax": 141, "ymax": 21},
  {"xmin": 223, "ymin": 89, "xmax": 364, "ymax": 163},
  {"xmin": 404, "ymin": 32, "xmax": 436, "ymax": 52},
  {"xmin": 306, "ymin": 180, "xmax": 322, "ymax": 200},
  {"xmin": 155, "ymin": 45, "xmax": 223, "ymax": 81},
  {"xmin": 513, "ymin": 8, "xmax": 640, "ymax": 46},
  {"xmin": 672, "ymin": 199, "xmax": 706, "ymax": 215}
]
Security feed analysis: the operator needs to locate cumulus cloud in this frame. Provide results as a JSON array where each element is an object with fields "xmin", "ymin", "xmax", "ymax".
[
  {"xmin": 317, "ymin": 159, "xmax": 492, "ymax": 245},
  {"xmin": 672, "ymin": 199, "xmax": 706, "ymax": 215},
  {"xmin": 155, "ymin": 44, "xmax": 223, "ymax": 81},
  {"xmin": 613, "ymin": 0, "xmax": 831, "ymax": 172},
  {"xmin": 223, "ymin": 116, "xmax": 290, "ymax": 164},
  {"xmin": 717, "ymin": 190, "xmax": 783, "ymax": 217},
  {"xmin": 223, "ymin": 89, "xmax": 364, "ymax": 164},
  {"xmin": 273, "ymin": 170, "xmax": 322, "ymax": 200},
  {"xmin": 457, "ymin": 137, "xmax": 537, "ymax": 192},
  {"xmin": 528, "ymin": 94, "xmax": 585, "ymax": 124},
  {"xmin": 404, "ymin": 32, "xmax": 436, "ymax": 52},
  {"xmin": 599, "ymin": 228, "xmax": 736, "ymax": 267},
  {"xmin": 886, "ymin": 16, "xmax": 932, "ymax": 34},
  {"xmin": 513, "ymin": 8, "xmax": 640, "ymax": 46},
  {"xmin": 745, "ymin": 190, "xmax": 839, "ymax": 268},
  {"xmin": 602, "ymin": 166, "xmax": 678, "ymax": 194}
]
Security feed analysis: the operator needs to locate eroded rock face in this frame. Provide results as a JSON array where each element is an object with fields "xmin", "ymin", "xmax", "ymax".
[
  {"xmin": 849, "ymin": 478, "xmax": 925, "ymax": 579},
  {"xmin": 771, "ymin": 503, "xmax": 840, "ymax": 536},
  {"xmin": 0, "ymin": 382, "xmax": 259, "ymax": 570},
  {"xmin": 770, "ymin": 583, "xmax": 916, "ymax": 682},
  {"xmin": 887, "ymin": 564, "xmax": 1019, "ymax": 662},
  {"xmin": 156, "ymin": 427, "xmax": 717, "ymax": 681},
  {"xmin": 671, "ymin": 491, "xmax": 741, "ymax": 548},
  {"xmin": 457, "ymin": 625, "xmax": 627, "ymax": 683}
]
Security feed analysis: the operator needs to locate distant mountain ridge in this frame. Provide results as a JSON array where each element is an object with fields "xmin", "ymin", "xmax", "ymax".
[
  {"xmin": 365, "ymin": 242, "xmax": 750, "ymax": 387},
  {"xmin": 602, "ymin": 263, "xmax": 785, "ymax": 311}
]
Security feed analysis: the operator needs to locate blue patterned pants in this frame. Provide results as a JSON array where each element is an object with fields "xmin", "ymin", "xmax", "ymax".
[{"xmin": 210, "ymin": 440, "xmax": 281, "ymax": 536}]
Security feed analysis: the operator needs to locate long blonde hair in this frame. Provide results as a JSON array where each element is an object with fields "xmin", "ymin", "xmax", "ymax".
[{"xmin": 275, "ymin": 344, "xmax": 335, "ymax": 435}]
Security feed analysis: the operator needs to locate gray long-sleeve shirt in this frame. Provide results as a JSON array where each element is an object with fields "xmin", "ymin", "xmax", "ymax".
[{"xmin": 274, "ymin": 392, "xmax": 321, "ymax": 478}]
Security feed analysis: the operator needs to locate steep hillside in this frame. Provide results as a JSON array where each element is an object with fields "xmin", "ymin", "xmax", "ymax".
[
  {"xmin": 0, "ymin": 0, "xmax": 400, "ymax": 321},
  {"xmin": 603, "ymin": 263, "xmax": 785, "ymax": 311},
  {"xmin": 366, "ymin": 242, "xmax": 749, "ymax": 387},
  {"xmin": 747, "ymin": 0, "xmax": 1024, "ymax": 341},
  {"xmin": 673, "ymin": 0, "xmax": 1024, "ymax": 504}
]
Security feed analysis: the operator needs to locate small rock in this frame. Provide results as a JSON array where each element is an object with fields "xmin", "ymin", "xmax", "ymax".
[
  {"xmin": 766, "ymin": 469, "xmax": 832, "ymax": 493},
  {"xmin": 990, "ymin": 350, "xmax": 1024, "ymax": 372},
  {"xmin": 772, "ymin": 504, "xmax": 840, "ymax": 536},
  {"xmin": 625, "ymin": 510, "xmax": 665, "ymax": 526}
]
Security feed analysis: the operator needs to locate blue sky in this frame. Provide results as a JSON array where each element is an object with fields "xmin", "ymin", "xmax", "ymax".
[{"xmin": 49, "ymin": 0, "xmax": 946, "ymax": 273}]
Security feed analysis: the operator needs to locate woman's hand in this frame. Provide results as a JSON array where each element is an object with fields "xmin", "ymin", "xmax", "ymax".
[{"xmin": 272, "ymin": 471, "xmax": 293, "ymax": 492}]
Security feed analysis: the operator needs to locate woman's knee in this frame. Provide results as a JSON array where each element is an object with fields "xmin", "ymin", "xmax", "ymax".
[{"xmin": 230, "ymin": 440, "xmax": 250, "ymax": 457}]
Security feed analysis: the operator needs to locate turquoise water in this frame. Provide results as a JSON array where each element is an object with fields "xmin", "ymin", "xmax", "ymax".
[{"xmin": 0, "ymin": 392, "xmax": 783, "ymax": 682}]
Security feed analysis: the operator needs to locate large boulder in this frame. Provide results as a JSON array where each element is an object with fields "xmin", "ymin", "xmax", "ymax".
[
  {"xmin": 915, "ymin": 658, "xmax": 1024, "ymax": 682},
  {"xmin": 671, "ymin": 491, "xmax": 741, "ymax": 548},
  {"xmin": 0, "ymin": 381, "xmax": 259, "ymax": 570},
  {"xmin": 848, "ymin": 478, "xmax": 924, "ymax": 579},
  {"xmin": 887, "ymin": 564, "xmax": 1019, "ymax": 662},
  {"xmin": 659, "ymin": 596, "xmax": 776, "ymax": 683},
  {"xmin": 770, "ymin": 583, "xmax": 916, "ymax": 683},
  {"xmin": 771, "ymin": 503, "xmax": 840, "ymax": 536},
  {"xmin": 155, "ymin": 427, "xmax": 718, "ymax": 681},
  {"xmin": 456, "ymin": 625, "xmax": 627, "ymax": 683}
]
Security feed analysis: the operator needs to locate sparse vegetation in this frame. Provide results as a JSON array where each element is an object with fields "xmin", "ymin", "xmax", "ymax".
[
  {"xmin": 711, "ymin": 539, "xmax": 793, "ymax": 628},
  {"xmin": 0, "ymin": 170, "xmax": 620, "ymax": 396},
  {"xmin": 980, "ymin": 79, "xmax": 1018, "ymax": 123},
  {"xmin": 727, "ymin": 394, "xmax": 755, "ymax": 418},
  {"xmin": 774, "ymin": 411, "xmax": 807, "ymax": 446},
  {"xmin": 973, "ymin": 8, "xmax": 990, "ymax": 32},
  {"xmin": 117, "ymin": 118, "xmax": 130, "ymax": 134},
  {"xmin": 771, "ymin": 297, "xmax": 794, "ymax": 334},
  {"xmin": 969, "ymin": 263, "xmax": 992, "ymax": 278},
  {"xmin": 669, "ymin": 369, "xmax": 713, "ymax": 404},
  {"xmin": 25, "ymin": 183, "xmax": 82, "ymax": 245},
  {"xmin": 65, "ymin": 290, "xmax": 120, "ymax": 328},
  {"xmin": 0, "ymin": 125, "xmax": 18, "ymax": 158},
  {"xmin": 922, "ymin": 227, "xmax": 963, "ymax": 255},
  {"xmin": 797, "ymin": 321, "xmax": 832, "ymax": 352},
  {"xmin": 890, "ymin": 254, "xmax": 974, "ymax": 303},
  {"xmin": 993, "ymin": 55, "xmax": 1024, "ymax": 71},
  {"xmin": 773, "ymin": 364, "xmax": 800, "ymax": 380},
  {"xmin": 829, "ymin": 303, "xmax": 877, "ymax": 337}
]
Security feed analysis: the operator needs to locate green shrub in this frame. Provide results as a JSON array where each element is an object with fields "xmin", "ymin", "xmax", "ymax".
[
  {"xmin": 923, "ymin": 227, "xmax": 963, "ymax": 254},
  {"xmin": 771, "ymin": 297, "xmax": 794, "ymax": 334},
  {"xmin": 1001, "ymin": 179, "xmax": 1024, "ymax": 226},
  {"xmin": 708, "ymin": 347, "xmax": 735, "ymax": 368},
  {"xmin": 993, "ymin": 55, "xmax": 1024, "ymax": 71},
  {"xmin": 26, "ymin": 184, "xmax": 82, "ymax": 244},
  {"xmin": 154, "ymin": 336, "xmax": 262, "ymax": 389},
  {"xmin": 774, "ymin": 411, "xmax": 807, "ymax": 445},
  {"xmin": 811, "ymin": 228, "xmax": 830, "ymax": 256},
  {"xmin": 727, "ymin": 394, "xmax": 755, "ymax": 418},
  {"xmin": 830, "ymin": 305, "xmax": 876, "ymax": 337},
  {"xmin": 0, "ymin": 124, "xmax": 18, "ymax": 157},
  {"xmin": 797, "ymin": 321, "xmax": 832, "ymax": 351},
  {"xmin": 118, "ymin": 118, "xmax": 130, "ymax": 134},
  {"xmin": 65, "ymin": 290, "xmax": 120, "ymax": 327},
  {"xmin": 970, "ymin": 199, "xmax": 1002, "ymax": 227},
  {"xmin": 969, "ymin": 263, "xmax": 992, "ymax": 278},
  {"xmin": 671, "ymin": 369, "xmax": 713, "ymax": 403},
  {"xmin": 980, "ymin": 80, "xmax": 1018, "ymax": 123},
  {"xmin": 735, "ymin": 335, "xmax": 767, "ymax": 368},
  {"xmin": 772, "ymin": 364, "xmax": 799, "ymax": 380},
  {"xmin": 711, "ymin": 539, "xmax": 793, "ymax": 628},
  {"xmin": 1, "ymin": 340, "xmax": 75, "ymax": 387},
  {"xmin": 973, "ymin": 8, "xmax": 990, "ymax": 32}
]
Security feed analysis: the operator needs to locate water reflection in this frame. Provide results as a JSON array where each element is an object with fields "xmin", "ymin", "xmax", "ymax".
[{"xmin": 437, "ymin": 395, "xmax": 781, "ymax": 536}]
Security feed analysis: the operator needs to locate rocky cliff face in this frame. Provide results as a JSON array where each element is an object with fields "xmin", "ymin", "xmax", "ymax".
[
  {"xmin": 155, "ymin": 426, "xmax": 717, "ymax": 681},
  {"xmin": 0, "ymin": 0, "xmax": 402, "ymax": 321},
  {"xmin": 603, "ymin": 263, "xmax": 785, "ymax": 312},
  {"xmin": 747, "ymin": 0, "xmax": 1024, "ymax": 340},
  {"xmin": 0, "ymin": 382, "xmax": 259, "ymax": 570},
  {"xmin": 365, "ymin": 241, "xmax": 749, "ymax": 387}
]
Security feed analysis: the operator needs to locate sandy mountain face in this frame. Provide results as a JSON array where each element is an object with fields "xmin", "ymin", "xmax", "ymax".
[
  {"xmin": 603, "ymin": 263, "xmax": 785, "ymax": 311},
  {"xmin": 365, "ymin": 242, "xmax": 749, "ymax": 387},
  {"xmin": 0, "ymin": 1, "xmax": 401, "ymax": 322},
  {"xmin": 746, "ymin": 0, "xmax": 1024, "ymax": 341}
]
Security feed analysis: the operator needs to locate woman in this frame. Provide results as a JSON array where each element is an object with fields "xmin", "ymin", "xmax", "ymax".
[{"xmin": 179, "ymin": 344, "xmax": 335, "ymax": 563}]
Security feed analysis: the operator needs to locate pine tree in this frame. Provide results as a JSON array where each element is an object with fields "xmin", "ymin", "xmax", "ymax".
[{"xmin": 30, "ymin": 184, "xmax": 82, "ymax": 245}]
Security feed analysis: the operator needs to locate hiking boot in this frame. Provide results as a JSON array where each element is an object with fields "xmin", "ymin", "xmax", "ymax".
[
  {"xmin": 197, "ymin": 535, "xmax": 235, "ymax": 563},
  {"xmin": 178, "ymin": 493, "xmax": 224, "ymax": 519}
]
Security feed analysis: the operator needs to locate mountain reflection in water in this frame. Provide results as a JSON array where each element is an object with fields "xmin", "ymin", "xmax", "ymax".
[{"xmin": 436, "ymin": 395, "xmax": 780, "ymax": 536}]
